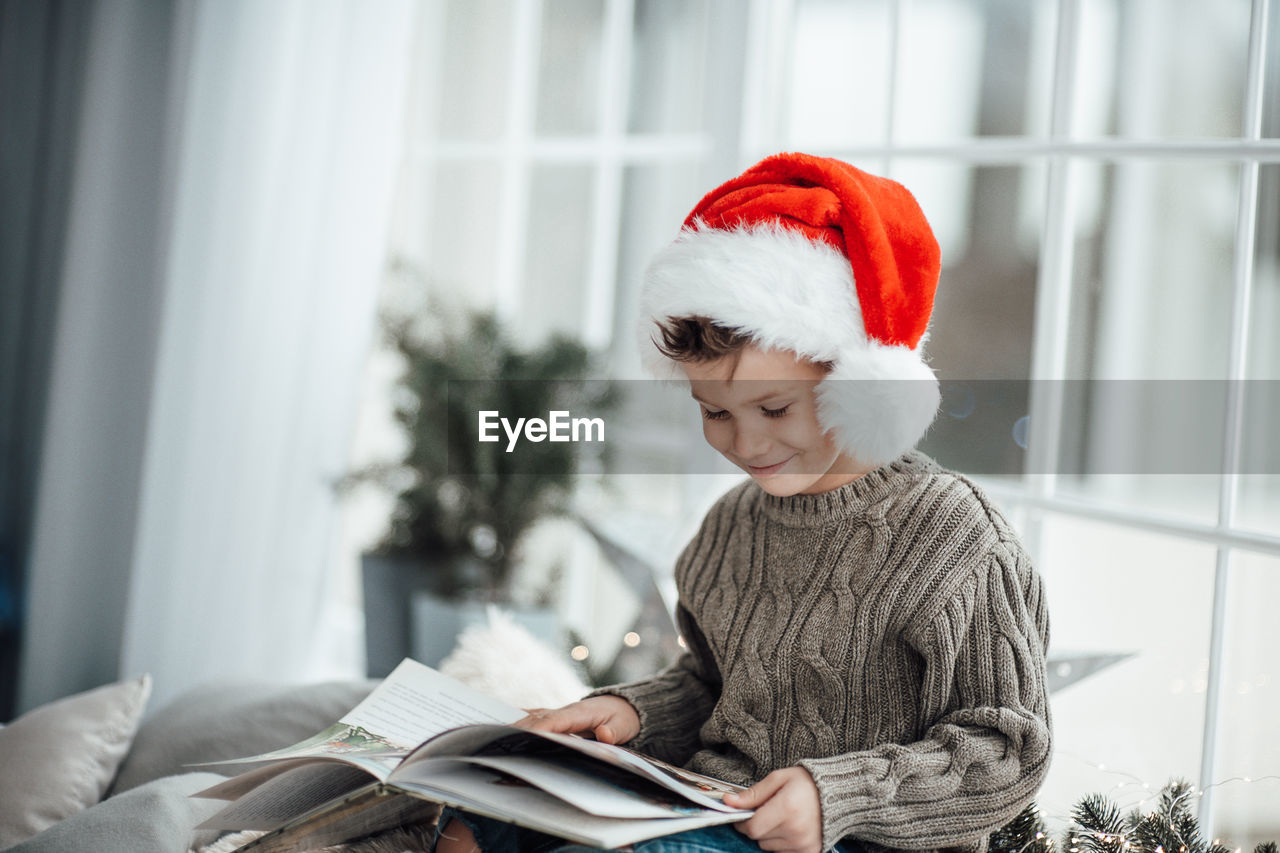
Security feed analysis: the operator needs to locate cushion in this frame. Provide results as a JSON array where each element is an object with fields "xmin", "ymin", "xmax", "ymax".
[
  {"xmin": 111, "ymin": 679, "xmax": 376, "ymax": 795},
  {"xmin": 4, "ymin": 771, "xmax": 229, "ymax": 853},
  {"xmin": 0, "ymin": 674, "xmax": 152, "ymax": 847}
]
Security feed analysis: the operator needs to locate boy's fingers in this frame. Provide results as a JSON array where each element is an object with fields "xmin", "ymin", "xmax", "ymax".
[
  {"xmin": 513, "ymin": 709, "xmax": 567, "ymax": 730},
  {"xmin": 732, "ymin": 768, "xmax": 788, "ymax": 804},
  {"xmin": 512, "ymin": 697, "xmax": 639, "ymax": 743},
  {"xmin": 517, "ymin": 704, "xmax": 604, "ymax": 735},
  {"xmin": 724, "ymin": 771, "xmax": 785, "ymax": 809}
]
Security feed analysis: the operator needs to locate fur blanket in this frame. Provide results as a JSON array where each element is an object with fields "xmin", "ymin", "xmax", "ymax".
[{"xmin": 193, "ymin": 824, "xmax": 437, "ymax": 853}]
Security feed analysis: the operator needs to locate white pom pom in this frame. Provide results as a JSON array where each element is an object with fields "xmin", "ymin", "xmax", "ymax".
[
  {"xmin": 816, "ymin": 342, "xmax": 940, "ymax": 467},
  {"xmin": 438, "ymin": 607, "xmax": 588, "ymax": 710}
]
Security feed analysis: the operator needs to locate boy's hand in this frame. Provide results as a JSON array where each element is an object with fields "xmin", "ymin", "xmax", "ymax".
[
  {"xmin": 723, "ymin": 767, "xmax": 823, "ymax": 853},
  {"xmin": 513, "ymin": 695, "xmax": 641, "ymax": 745}
]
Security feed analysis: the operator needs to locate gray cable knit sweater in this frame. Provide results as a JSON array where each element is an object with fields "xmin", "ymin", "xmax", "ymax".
[{"xmin": 595, "ymin": 452, "xmax": 1053, "ymax": 851}]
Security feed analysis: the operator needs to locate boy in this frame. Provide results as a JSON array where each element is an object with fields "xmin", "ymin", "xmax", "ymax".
[{"xmin": 435, "ymin": 153, "xmax": 1052, "ymax": 853}]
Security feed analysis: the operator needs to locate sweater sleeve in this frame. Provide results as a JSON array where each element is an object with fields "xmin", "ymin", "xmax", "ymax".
[
  {"xmin": 799, "ymin": 543, "xmax": 1053, "ymax": 851},
  {"xmin": 587, "ymin": 604, "xmax": 722, "ymax": 766}
]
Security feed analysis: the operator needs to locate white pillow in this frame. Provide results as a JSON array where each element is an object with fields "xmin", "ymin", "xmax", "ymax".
[
  {"xmin": 0, "ymin": 674, "xmax": 152, "ymax": 847},
  {"xmin": 111, "ymin": 679, "xmax": 376, "ymax": 794}
]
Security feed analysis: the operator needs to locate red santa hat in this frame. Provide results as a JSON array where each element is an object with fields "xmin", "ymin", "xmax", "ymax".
[{"xmin": 639, "ymin": 152, "xmax": 942, "ymax": 467}]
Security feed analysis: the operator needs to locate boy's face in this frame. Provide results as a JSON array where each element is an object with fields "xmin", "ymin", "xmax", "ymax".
[{"xmin": 682, "ymin": 345, "xmax": 868, "ymax": 496}]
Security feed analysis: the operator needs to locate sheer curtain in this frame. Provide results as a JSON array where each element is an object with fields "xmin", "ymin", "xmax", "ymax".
[{"xmin": 19, "ymin": 0, "xmax": 414, "ymax": 712}]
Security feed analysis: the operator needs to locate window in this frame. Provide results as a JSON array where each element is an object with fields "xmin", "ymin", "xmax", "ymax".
[{"xmin": 375, "ymin": 0, "xmax": 1280, "ymax": 840}]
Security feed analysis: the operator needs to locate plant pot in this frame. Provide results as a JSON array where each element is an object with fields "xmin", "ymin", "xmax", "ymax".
[
  {"xmin": 362, "ymin": 552, "xmax": 563, "ymax": 675},
  {"xmin": 362, "ymin": 553, "xmax": 433, "ymax": 678}
]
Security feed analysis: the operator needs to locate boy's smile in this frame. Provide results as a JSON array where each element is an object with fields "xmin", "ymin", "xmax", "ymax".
[
  {"xmin": 682, "ymin": 345, "xmax": 871, "ymax": 496},
  {"xmin": 744, "ymin": 456, "xmax": 794, "ymax": 476}
]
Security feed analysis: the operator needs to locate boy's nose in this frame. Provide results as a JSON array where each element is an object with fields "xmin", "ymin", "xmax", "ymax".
[{"xmin": 731, "ymin": 425, "xmax": 772, "ymax": 461}]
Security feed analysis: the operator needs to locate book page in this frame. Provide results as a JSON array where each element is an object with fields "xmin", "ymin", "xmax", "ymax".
[
  {"xmin": 395, "ymin": 725, "xmax": 748, "ymax": 815},
  {"xmin": 393, "ymin": 762, "xmax": 745, "ymax": 849},
  {"xmin": 196, "ymin": 759, "xmax": 351, "ymax": 801},
  {"xmin": 197, "ymin": 763, "xmax": 375, "ymax": 831},
  {"xmin": 500, "ymin": 729, "xmax": 747, "ymax": 812},
  {"xmin": 451, "ymin": 755, "xmax": 710, "ymax": 819},
  {"xmin": 200, "ymin": 659, "xmax": 523, "ymax": 770},
  {"xmin": 231, "ymin": 786, "xmax": 439, "ymax": 853},
  {"xmin": 340, "ymin": 659, "xmax": 523, "ymax": 748}
]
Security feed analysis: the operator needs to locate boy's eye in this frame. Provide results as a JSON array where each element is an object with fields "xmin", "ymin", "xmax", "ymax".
[
  {"xmin": 761, "ymin": 405, "xmax": 791, "ymax": 418},
  {"xmin": 701, "ymin": 408, "xmax": 730, "ymax": 421}
]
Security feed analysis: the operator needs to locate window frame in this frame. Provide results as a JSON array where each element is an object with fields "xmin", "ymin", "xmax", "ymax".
[{"xmin": 733, "ymin": 0, "xmax": 1279, "ymax": 835}]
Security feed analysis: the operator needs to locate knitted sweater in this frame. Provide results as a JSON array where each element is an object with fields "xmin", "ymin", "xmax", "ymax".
[{"xmin": 596, "ymin": 452, "xmax": 1053, "ymax": 851}]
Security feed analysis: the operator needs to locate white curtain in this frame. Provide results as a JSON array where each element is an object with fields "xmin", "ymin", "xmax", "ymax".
[
  {"xmin": 20, "ymin": 0, "xmax": 415, "ymax": 712},
  {"xmin": 122, "ymin": 0, "xmax": 415, "ymax": 708}
]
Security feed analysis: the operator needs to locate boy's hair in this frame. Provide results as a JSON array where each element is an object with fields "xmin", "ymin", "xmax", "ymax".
[
  {"xmin": 654, "ymin": 316, "xmax": 750, "ymax": 364},
  {"xmin": 655, "ymin": 316, "xmax": 834, "ymax": 374}
]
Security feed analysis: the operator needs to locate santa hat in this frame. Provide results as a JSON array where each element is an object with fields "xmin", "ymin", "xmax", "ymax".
[{"xmin": 639, "ymin": 152, "xmax": 942, "ymax": 468}]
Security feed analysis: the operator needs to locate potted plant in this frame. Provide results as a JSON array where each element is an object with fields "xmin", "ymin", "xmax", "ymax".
[{"xmin": 358, "ymin": 305, "xmax": 617, "ymax": 674}]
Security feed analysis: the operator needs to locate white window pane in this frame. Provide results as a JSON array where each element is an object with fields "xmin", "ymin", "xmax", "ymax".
[
  {"xmin": 1056, "ymin": 475, "xmax": 1224, "ymax": 529},
  {"xmin": 787, "ymin": 0, "xmax": 892, "ymax": 147},
  {"xmin": 1071, "ymin": 161, "xmax": 1238, "ymax": 381},
  {"xmin": 1211, "ymin": 551, "xmax": 1280, "ymax": 844},
  {"xmin": 424, "ymin": 161, "xmax": 504, "ymax": 309},
  {"xmin": 1076, "ymin": 0, "xmax": 1251, "ymax": 139},
  {"xmin": 1073, "ymin": 0, "xmax": 1121, "ymax": 138},
  {"xmin": 629, "ymin": 0, "xmax": 711, "ymax": 134},
  {"xmin": 437, "ymin": 0, "xmax": 514, "ymax": 140},
  {"xmin": 536, "ymin": 0, "xmax": 603, "ymax": 135},
  {"xmin": 896, "ymin": 1, "xmax": 983, "ymax": 141},
  {"xmin": 613, "ymin": 162, "xmax": 704, "ymax": 373},
  {"xmin": 522, "ymin": 164, "xmax": 594, "ymax": 343},
  {"xmin": 1050, "ymin": 162, "xmax": 1240, "ymax": 521},
  {"xmin": 1237, "ymin": 470, "xmax": 1280, "ymax": 537},
  {"xmin": 895, "ymin": 0, "xmax": 1054, "ymax": 142},
  {"xmin": 1036, "ymin": 517, "xmax": 1215, "ymax": 832}
]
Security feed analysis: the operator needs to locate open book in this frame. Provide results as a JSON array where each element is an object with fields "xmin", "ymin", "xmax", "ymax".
[{"xmin": 193, "ymin": 659, "xmax": 750, "ymax": 852}]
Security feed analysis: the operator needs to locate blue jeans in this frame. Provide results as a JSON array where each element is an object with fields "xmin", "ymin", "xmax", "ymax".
[{"xmin": 432, "ymin": 808, "xmax": 864, "ymax": 852}]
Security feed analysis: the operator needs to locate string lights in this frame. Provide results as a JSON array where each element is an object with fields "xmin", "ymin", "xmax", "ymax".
[
  {"xmin": 1055, "ymin": 749, "xmax": 1280, "ymax": 819},
  {"xmin": 566, "ymin": 629, "xmax": 656, "ymax": 665}
]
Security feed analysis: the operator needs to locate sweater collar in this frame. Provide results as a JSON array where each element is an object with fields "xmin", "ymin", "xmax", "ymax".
[{"xmin": 757, "ymin": 451, "xmax": 936, "ymax": 526}]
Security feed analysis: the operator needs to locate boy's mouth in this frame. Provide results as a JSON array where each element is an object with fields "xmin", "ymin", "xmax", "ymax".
[{"xmin": 745, "ymin": 455, "xmax": 795, "ymax": 476}]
